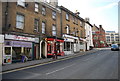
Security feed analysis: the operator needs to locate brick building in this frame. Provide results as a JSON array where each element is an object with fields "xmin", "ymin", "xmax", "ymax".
[
  {"xmin": 1, "ymin": 1, "xmax": 64, "ymax": 64},
  {"xmin": 1, "ymin": 0, "xmax": 87, "ymax": 64},
  {"xmin": 92, "ymin": 24, "xmax": 106, "ymax": 48},
  {"xmin": 59, "ymin": 6, "xmax": 86, "ymax": 55}
]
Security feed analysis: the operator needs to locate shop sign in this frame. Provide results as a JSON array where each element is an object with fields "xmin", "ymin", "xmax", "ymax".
[
  {"xmin": 5, "ymin": 41, "xmax": 32, "ymax": 47},
  {"xmin": 64, "ymin": 38, "xmax": 74, "ymax": 42},
  {"xmin": 63, "ymin": 34, "xmax": 78, "ymax": 39},
  {"xmin": 5, "ymin": 34, "xmax": 39, "ymax": 43}
]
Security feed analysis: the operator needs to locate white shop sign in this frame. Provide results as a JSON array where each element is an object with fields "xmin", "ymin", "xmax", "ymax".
[
  {"xmin": 64, "ymin": 38, "xmax": 74, "ymax": 42},
  {"xmin": 5, "ymin": 34, "xmax": 39, "ymax": 43}
]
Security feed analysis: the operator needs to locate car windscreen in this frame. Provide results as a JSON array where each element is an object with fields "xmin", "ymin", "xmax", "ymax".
[{"xmin": 112, "ymin": 45, "xmax": 118, "ymax": 48}]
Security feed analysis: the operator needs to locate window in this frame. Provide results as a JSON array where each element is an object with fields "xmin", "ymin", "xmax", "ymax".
[
  {"xmin": 73, "ymin": 16, "xmax": 75, "ymax": 23},
  {"xmin": 17, "ymin": 0, "xmax": 25, "ymax": 7},
  {"xmin": 42, "ymin": 21, "xmax": 46, "ymax": 34},
  {"xmin": 80, "ymin": 21, "xmax": 83, "ymax": 26},
  {"xmin": 35, "ymin": 3, "xmax": 39, "ymax": 12},
  {"xmin": 66, "ymin": 25, "xmax": 70, "ymax": 34},
  {"xmin": 42, "ymin": 6, "xmax": 46, "ymax": 15},
  {"xmin": 16, "ymin": 14, "xmax": 24, "ymax": 29},
  {"xmin": 34, "ymin": 19, "xmax": 39, "ymax": 32},
  {"xmin": 66, "ymin": 13, "xmax": 69, "ymax": 20},
  {"xmin": 52, "ymin": 24, "xmax": 56, "ymax": 36},
  {"xmin": 52, "ymin": 11, "xmax": 56, "ymax": 19}
]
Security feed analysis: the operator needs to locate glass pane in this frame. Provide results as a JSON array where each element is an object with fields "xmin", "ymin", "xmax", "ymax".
[{"xmin": 5, "ymin": 47, "xmax": 11, "ymax": 55}]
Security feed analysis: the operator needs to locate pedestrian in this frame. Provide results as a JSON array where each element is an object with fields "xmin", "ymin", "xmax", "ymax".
[{"xmin": 21, "ymin": 53, "xmax": 28, "ymax": 63}]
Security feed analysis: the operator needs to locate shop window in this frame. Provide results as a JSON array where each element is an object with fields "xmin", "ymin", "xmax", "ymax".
[
  {"xmin": 5, "ymin": 47, "xmax": 11, "ymax": 55},
  {"xmin": 64, "ymin": 42, "xmax": 70, "ymax": 51},
  {"xmin": 12, "ymin": 47, "xmax": 21, "ymax": 60},
  {"xmin": 48, "ymin": 43, "xmax": 52, "ymax": 53},
  {"xmin": 16, "ymin": 14, "xmax": 25, "ymax": 29},
  {"xmin": 24, "ymin": 48, "xmax": 32, "ymax": 59}
]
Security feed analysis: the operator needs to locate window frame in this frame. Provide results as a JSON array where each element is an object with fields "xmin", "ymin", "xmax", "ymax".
[
  {"xmin": 66, "ymin": 25, "xmax": 70, "ymax": 34},
  {"xmin": 34, "ymin": 19, "xmax": 39, "ymax": 32},
  {"xmin": 66, "ymin": 13, "xmax": 69, "ymax": 21},
  {"xmin": 35, "ymin": 2, "xmax": 39, "ymax": 12},
  {"xmin": 42, "ymin": 6, "xmax": 46, "ymax": 15},
  {"xmin": 42, "ymin": 21, "xmax": 46, "ymax": 34},
  {"xmin": 16, "ymin": 14, "xmax": 25, "ymax": 29},
  {"xmin": 52, "ymin": 11, "xmax": 56, "ymax": 19},
  {"xmin": 52, "ymin": 24, "xmax": 56, "ymax": 36}
]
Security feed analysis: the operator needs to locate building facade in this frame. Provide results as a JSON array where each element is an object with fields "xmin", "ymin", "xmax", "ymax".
[
  {"xmin": 85, "ymin": 18, "xmax": 93, "ymax": 50},
  {"xmin": 59, "ymin": 6, "xmax": 86, "ymax": 55},
  {"xmin": 1, "ymin": 1, "xmax": 64, "ymax": 64},
  {"xmin": 92, "ymin": 25, "xmax": 106, "ymax": 48},
  {"xmin": 106, "ymin": 31, "xmax": 119, "ymax": 46}
]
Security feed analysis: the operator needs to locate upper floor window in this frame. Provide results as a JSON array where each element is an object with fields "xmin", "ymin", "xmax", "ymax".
[
  {"xmin": 42, "ymin": 21, "xmax": 46, "ymax": 34},
  {"xmin": 17, "ymin": 0, "xmax": 25, "ymax": 7},
  {"xmin": 80, "ymin": 21, "xmax": 83, "ymax": 27},
  {"xmin": 52, "ymin": 24, "xmax": 56, "ymax": 36},
  {"xmin": 72, "ymin": 16, "xmax": 75, "ymax": 23},
  {"xmin": 35, "ymin": 3, "xmax": 39, "ymax": 12},
  {"xmin": 16, "ymin": 14, "xmax": 25, "ymax": 29},
  {"xmin": 66, "ymin": 13, "xmax": 69, "ymax": 21},
  {"xmin": 42, "ymin": 6, "xmax": 46, "ymax": 15},
  {"xmin": 34, "ymin": 19, "xmax": 39, "ymax": 32},
  {"xmin": 52, "ymin": 11, "xmax": 56, "ymax": 19},
  {"xmin": 66, "ymin": 25, "xmax": 70, "ymax": 34}
]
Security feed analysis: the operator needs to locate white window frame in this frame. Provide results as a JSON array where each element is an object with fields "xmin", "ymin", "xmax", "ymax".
[
  {"xmin": 16, "ymin": 14, "xmax": 25, "ymax": 29},
  {"xmin": 66, "ymin": 25, "xmax": 70, "ymax": 34},
  {"xmin": 42, "ymin": 6, "xmax": 46, "ymax": 15},
  {"xmin": 34, "ymin": 19, "xmax": 39, "ymax": 32},
  {"xmin": 42, "ymin": 21, "xmax": 46, "ymax": 34},
  {"xmin": 52, "ymin": 11, "xmax": 56, "ymax": 19},
  {"xmin": 35, "ymin": 3, "xmax": 39, "ymax": 12},
  {"xmin": 17, "ymin": 0, "xmax": 25, "ymax": 7},
  {"xmin": 66, "ymin": 13, "xmax": 69, "ymax": 20},
  {"xmin": 52, "ymin": 24, "xmax": 56, "ymax": 36}
]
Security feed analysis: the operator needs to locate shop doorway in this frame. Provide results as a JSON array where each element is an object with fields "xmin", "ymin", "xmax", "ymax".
[
  {"xmin": 3, "ymin": 46, "xmax": 12, "ymax": 64},
  {"xmin": 41, "ymin": 42, "xmax": 46, "ymax": 58}
]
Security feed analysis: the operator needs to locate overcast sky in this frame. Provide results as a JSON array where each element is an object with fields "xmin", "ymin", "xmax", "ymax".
[{"xmin": 58, "ymin": 0, "xmax": 119, "ymax": 33}]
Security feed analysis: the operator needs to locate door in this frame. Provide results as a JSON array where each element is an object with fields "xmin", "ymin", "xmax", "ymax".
[{"xmin": 3, "ymin": 46, "xmax": 12, "ymax": 64}]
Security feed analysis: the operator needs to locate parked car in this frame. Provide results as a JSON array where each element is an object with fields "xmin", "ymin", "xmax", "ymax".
[{"xmin": 111, "ymin": 44, "xmax": 119, "ymax": 51}]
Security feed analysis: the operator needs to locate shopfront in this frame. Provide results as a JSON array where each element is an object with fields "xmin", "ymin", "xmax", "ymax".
[
  {"xmin": 79, "ymin": 38, "xmax": 86, "ymax": 52},
  {"xmin": 63, "ymin": 34, "xmax": 80, "ymax": 55},
  {"xmin": 46, "ymin": 37, "xmax": 64, "ymax": 57},
  {"xmin": 3, "ymin": 34, "xmax": 39, "ymax": 64}
]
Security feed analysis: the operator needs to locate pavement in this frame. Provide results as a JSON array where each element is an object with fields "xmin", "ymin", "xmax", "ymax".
[{"xmin": 2, "ymin": 48, "xmax": 99, "ymax": 72}]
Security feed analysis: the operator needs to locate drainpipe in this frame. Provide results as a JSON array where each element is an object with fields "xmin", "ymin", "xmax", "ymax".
[
  {"xmin": 60, "ymin": 10, "xmax": 63, "ymax": 37},
  {"xmin": 5, "ymin": 2, "xmax": 8, "ymax": 32}
]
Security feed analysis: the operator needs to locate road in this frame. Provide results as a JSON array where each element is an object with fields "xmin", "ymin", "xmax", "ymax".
[{"xmin": 2, "ymin": 48, "xmax": 118, "ymax": 79}]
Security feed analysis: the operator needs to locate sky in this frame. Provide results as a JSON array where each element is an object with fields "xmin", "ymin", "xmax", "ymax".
[{"xmin": 58, "ymin": 0, "xmax": 119, "ymax": 33}]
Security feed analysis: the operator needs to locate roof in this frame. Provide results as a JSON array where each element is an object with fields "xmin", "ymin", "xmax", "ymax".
[{"xmin": 59, "ymin": 6, "xmax": 84, "ymax": 21}]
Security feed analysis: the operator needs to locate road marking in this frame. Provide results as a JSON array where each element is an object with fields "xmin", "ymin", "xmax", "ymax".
[
  {"xmin": 1, "ymin": 50, "xmax": 99, "ymax": 74},
  {"xmin": 46, "ymin": 63, "xmax": 75, "ymax": 75},
  {"xmin": 83, "ymin": 57, "xmax": 94, "ymax": 62}
]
